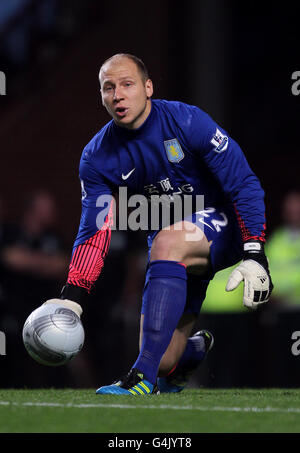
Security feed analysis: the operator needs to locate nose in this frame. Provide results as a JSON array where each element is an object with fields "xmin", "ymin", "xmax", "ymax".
[{"xmin": 113, "ymin": 86, "xmax": 124, "ymax": 102}]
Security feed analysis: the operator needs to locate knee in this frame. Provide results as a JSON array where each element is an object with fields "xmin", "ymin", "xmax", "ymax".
[
  {"xmin": 150, "ymin": 231, "xmax": 182, "ymax": 262},
  {"xmin": 150, "ymin": 226, "xmax": 210, "ymax": 268}
]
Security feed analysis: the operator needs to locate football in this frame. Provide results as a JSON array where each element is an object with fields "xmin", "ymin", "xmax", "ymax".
[{"xmin": 22, "ymin": 303, "xmax": 85, "ymax": 366}]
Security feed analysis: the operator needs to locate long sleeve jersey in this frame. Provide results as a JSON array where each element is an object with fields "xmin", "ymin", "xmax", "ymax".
[{"xmin": 67, "ymin": 99, "xmax": 265, "ymax": 292}]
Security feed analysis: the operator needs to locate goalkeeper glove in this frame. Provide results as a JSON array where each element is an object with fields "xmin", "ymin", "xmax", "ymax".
[
  {"xmin": 226, "ymin": 239, "xmax": 274, "ymax": 309},
  {"xmin": 43, "ymin": 299, "xmax": 82, "ymax": 317},
  {"xmin": 43, "ymin": 284, "xmax": 88, "ymax": 318}
]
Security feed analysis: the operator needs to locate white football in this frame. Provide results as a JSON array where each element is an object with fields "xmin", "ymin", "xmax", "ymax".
[{"xmin": 22, "ymin": 303, "xmax": 85, "ymax": 366}]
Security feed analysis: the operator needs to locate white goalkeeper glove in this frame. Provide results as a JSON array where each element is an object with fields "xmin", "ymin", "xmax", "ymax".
[
  {"xmin": 226, "ymin": 240, "xmax": 273, "ymax": 309},
  {"xmin": 43, "ymin": 284, "xmax": 88, "ymax": 318},
  {"xmin": 43, "ymin": 299, "xmax": 82, "ymax": 318}
]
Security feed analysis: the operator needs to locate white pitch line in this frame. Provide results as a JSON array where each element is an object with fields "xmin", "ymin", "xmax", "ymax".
[{"xmin": 0, "ymin": 401, "xmax": 300, "ymax": 414}]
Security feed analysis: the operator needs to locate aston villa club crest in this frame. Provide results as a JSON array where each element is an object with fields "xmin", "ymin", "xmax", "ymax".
[{"xmin": 164, "ymin": 138, "xmax": 185, "ymax": 163}]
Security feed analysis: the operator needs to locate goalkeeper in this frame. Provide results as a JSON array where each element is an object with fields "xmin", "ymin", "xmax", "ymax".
[{"xmin": 45, "ymin": 53, "xmax": 273, "ymax": 394}]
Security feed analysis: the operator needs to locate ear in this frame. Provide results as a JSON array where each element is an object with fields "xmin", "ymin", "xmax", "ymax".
[
  {"xmin": 99, "ymin": 71, "xmax": 105, "ymax": 105},
  {"xmin": 99, "ymin": 85, "xmax": 106, "ymax": 106},
  {"xmin": 145, "ymin": 79, "xmax": 153, "ymax": 99},
  {"xmin": 100, "ymin": 90, "xmax": 105, "ymax": 106}
]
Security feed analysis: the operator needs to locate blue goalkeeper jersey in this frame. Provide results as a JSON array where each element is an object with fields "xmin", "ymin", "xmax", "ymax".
[{"xmin": 75, "ymin": 99, "xmax": 265, "ymax": 247}]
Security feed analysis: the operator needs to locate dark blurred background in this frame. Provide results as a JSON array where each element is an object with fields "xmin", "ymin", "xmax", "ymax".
[{"xmin": 0, "ymin": 0, "xmax": 300, "ymax": 389}]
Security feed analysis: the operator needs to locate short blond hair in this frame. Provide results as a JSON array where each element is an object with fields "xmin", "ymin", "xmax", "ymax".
[{"xmin": 100, "ymin": 53, "xmax": 149, "ymax": 83}]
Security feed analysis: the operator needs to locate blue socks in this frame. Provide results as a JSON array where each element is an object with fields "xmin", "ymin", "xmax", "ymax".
[
  {"xmin": 176, "ymin": 335, "xmax": 206, "ymax": 368},
  {"xmin": 132, "ymin": 260, "xmax": 187, "ymax": 384}
]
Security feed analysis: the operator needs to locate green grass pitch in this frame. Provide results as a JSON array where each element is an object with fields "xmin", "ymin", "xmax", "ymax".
[{"xmin": 0, "ymin": 388, "xmax": 300, "ymax": 433}]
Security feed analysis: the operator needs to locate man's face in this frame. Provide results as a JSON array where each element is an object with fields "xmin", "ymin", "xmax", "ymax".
[{"xmin": 99, "ymin": 57, "xmax": 153, "ymax": 130}]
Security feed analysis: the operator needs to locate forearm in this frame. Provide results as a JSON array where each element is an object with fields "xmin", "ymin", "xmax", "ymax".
[
  {"xmin": 233, "ymin": 196, "xmax": 266, "ymax": 244},
  {"xmin": 62, "ymin": 227, "xmax": 111, "ymax": 302}
]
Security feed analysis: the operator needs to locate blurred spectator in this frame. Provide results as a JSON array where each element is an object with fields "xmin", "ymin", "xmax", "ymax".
[
  {"xmin": 0, "ymin": 0, "xmax": 32, "ymax": 68},
  {"xmin": 2, "ymin": 190, "xmax": 69, "ymax": 284},
  {"xmin": 0, "ymin": 0, "xmax": 58, "ymax": 70},
  {"xmin": 265, "ymin": 190, "xmax": 300, "ymax": 307},
  {"xmin": 0, "ymin": 196, "xmax": 10, "ymax": 307},
  {"xmin": 0, "ymin": 190, "xmax": 71, "ymax": 387},
  {"xmin": 0, "ymin": 0, "xmax": 101, "ymax": 75}
]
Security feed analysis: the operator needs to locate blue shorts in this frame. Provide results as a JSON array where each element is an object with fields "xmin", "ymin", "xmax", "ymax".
[{"xmin": 141, "ymin": 204, "xmax": 243, "ymax": 315}]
